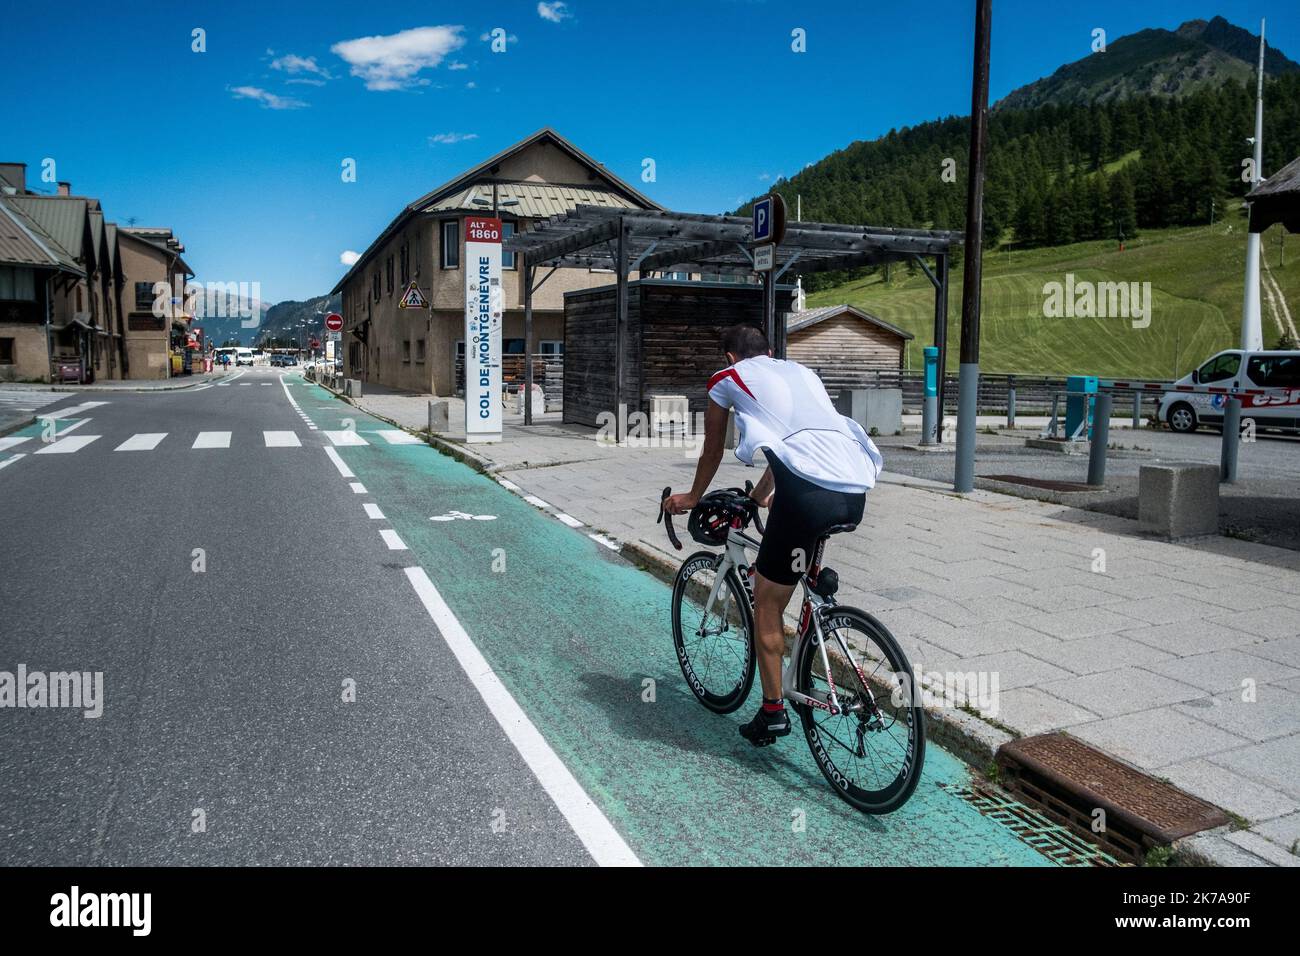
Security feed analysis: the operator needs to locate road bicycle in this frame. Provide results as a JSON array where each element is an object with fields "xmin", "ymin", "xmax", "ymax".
[{"xmin": 658, "ymin": 485, "xmax": 925, "ymax": 814}]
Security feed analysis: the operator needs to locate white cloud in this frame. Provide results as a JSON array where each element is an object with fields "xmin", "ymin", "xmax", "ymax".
[
  {"xmin": 538, "ymin": 2, "xmax": 572, "ymax": 22},
  {"xmin": 340, "ymin": 250, "xmax": 360, "ymax": 266},
  {"xmin": 447, "ymin": 61, "xmax": 468, "ymax": 70},
  {"xmin": 428, "ymin": 132, "xmax": 478, "ymax": 145},
  {"xmin": 465, "ymin": 81, "xmax": 477, "ymax": 89},
  {"xmin": 331, "ymin": 25, "xmax": 466, "ymax": 91},
  {"xmin": 270, "ymin": 53, "xmax": 332, "ymax": 79},
  {"xmin": 230, "ymin": 86, "xmax": 307, "ymax": 110}
]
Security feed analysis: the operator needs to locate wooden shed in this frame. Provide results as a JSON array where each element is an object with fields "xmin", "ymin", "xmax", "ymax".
[
  {"xmin": 785, "ymin": 304, "xmax": 912, "ymax": 371},
  {"xmin": 563, "ymin": 279, "xmax": 795, "ymax": 427}
]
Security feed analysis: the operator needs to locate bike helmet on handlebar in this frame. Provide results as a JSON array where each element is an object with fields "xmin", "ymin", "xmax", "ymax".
[{"xmin": 687, "ymin": 488, "xmax": 754, "ymax": 546}]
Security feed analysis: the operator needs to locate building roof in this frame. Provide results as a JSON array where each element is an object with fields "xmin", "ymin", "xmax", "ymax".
[
  {"xmin": 426, "ymin": 180, "xmax": 641, "ymax": 218},
  {"xmin": 331, "ymin": 127, "xmax": 662, "ymax": 295},
  {"xmin": 0, "ymin": 197, "xmax": 85, "ymax": 275},
  {"xmin": 6, "ymin": 195, "xmax": 90, "ymax": 266},
  {"xmin": 787, "ymin": 304, "xmax": 913, "ymax": 340},
  {"xmin": 118, "ymin": 227, "xmax": 193, "ymax": 277},
  {"xmin": 1248, "ymin": 154, "xmax": 1300, "ymax": 233}
]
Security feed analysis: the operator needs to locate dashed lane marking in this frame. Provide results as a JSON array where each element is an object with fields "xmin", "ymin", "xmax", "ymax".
[
  {"xmin": 193, "ymin": 431, "xmax": 232, "ymax": 449},
  {"xmin": 115, "ymin": 433, "xmax": 167, "ymax": 451},
  {"xmin": 33, "ymin": 435, "xmax": 101, "ymax": 455},
  {"xmin": 379, "ymin": 529, "xmax": 408, "ymax": 550},
  {"xmin": 323, "ymin": 447, "xmax": 355, "ymax": 478},
  {"xmin": 263, "ymin": 431, "xmax": 302, "ymax": 448},
  {"xmin": 363, "ymin": 503, "xmax": 385, "ymax": 520}
]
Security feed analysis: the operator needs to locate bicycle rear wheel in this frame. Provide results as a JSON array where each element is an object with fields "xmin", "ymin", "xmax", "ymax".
[
  {"xmin": 794, "ymin": 606, "xmax": 925, "ymax": 814},
  {"xmin": 671, "ymin": 551, "xmax": 755, "ymax": 714}
]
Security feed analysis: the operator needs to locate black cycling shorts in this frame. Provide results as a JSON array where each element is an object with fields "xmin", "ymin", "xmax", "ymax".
[{"xmin": 755, "ymin": 454, "xmax": 865, "ymax": 587}]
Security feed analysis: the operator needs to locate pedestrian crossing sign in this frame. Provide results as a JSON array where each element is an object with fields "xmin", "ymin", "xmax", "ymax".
[{"xmin": 399, "ymin": 282, "xmax": 428, "ymax": 309}]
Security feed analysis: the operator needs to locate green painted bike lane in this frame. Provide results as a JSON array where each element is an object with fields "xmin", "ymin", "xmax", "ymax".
[{"xmin": 294, "ymin": 379, "xmax": 1055, "ymax": 867}]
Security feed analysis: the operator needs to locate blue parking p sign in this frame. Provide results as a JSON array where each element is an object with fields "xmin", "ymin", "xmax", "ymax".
[{"xmin": 753, "ymin": 197, "xmax": 773, "ymax": 243}]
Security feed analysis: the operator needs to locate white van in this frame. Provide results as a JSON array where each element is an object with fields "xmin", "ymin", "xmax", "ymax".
[
  {"xmin": 1160, "ymin": 349, "xmax": 1300, "ymax": 434},
  {"xmin": 235, "ymin": 348, "xmax": 254, "ymax": 367}
]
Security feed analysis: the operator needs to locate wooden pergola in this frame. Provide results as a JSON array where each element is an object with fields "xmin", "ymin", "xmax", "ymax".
[{"xmin": 505, "ymin": 205, "xmax": 962, "ymax": 427}]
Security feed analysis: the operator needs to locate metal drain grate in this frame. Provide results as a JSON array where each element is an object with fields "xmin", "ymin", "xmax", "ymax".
[
  {"xmin": 997, "ymin": 734, "xmax": 1229, "ymax": 865},
  {"xmin": 942, "ymin": 783, "xmax": 1125, "ymax": 867}
]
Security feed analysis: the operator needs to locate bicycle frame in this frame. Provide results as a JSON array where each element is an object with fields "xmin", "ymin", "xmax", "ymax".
[{"xmin": 698, "ymin": 525, "xmax": 876, "ymax": 719}]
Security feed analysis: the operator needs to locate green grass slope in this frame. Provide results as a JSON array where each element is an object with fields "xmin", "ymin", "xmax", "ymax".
[{"xmin": 806, "ymin": 222, "xmax": 1299, "ymax": 379}]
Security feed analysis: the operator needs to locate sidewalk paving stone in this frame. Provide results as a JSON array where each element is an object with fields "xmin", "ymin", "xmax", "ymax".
[
  {"xmin": 1173, "ymin": 689, "xmax": 1300, "ymax": 743},
  {"xmin": 1025, "ymin": 632, "xmax": 1175, "ymax": 676},
  {"xmin": 1040, "ymin": 669, "xmax": 1204, "ymax": 719},
  {"xmin": 1070, "ymin": 708, "xmax": 1249, "ymax": 769},
  {"xmin": 991, "ymin": 687, "xmax": 1100, "ymax": 736},
  {"xmin": 1148, "ymin": 648, "xmax": 1300, "ymax": 694},
  {"xmin": 1161, "ymin": 759, "xmax": 1299, "ymax": 823}
]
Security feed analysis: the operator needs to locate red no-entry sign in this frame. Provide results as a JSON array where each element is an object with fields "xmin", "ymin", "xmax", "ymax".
[{"xmin": 325, "ymin": 312, "xmax": 343, "ymax": 332}]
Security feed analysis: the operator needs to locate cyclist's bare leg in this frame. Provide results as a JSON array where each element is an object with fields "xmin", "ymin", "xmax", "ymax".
[{"xmin": 753, "ymin": 572, "xmax": 796, "ymax": 700}]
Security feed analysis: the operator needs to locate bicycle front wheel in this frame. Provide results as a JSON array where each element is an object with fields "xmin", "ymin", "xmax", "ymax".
[
  {"xmin": 794, "ymin": 607, "xmax": 925, "ymax": 814},
  {"xmin": 671, "ymin": 551, "xmax": 755, "ymax": 714}
]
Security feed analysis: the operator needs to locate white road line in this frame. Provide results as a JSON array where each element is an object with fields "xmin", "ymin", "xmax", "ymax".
[
  {"xmin": 588, "ymin": 533, "xmax": 621, "ymax": 551},
  {"xmin": 0, "ymin": 453, "xmax": 27, "ymax": 471},
  {"xmin": 53, "ymin": 419, "xmax": 90, "ymax": 436},
  {"xmin": 497, "ymin": 478, "xmax": 521, "ymax": 492},
  {"xmin": 33, "ymin": 435, "xmax": 100, "ymax": 455},
  {"xmin": 325, "ymin": 430, "xmax": 369, "ymax": 447},
  {"xmin": 323, "ymin": 446, "xmax": 355, "ymax": 478},
  {"xmin": 373, "ymin": 429, "xmax": 422, "ymax": 444},
  {"xmin": 40, "ymin": 401, "xmax": 108, "ymax": 421},
  {"xmin": 263, "ymin": 431, "xmax": 302, "ymax": 448},
  {"xmin": 349, "ymin": 482, "xmax": 367, "ymax": 494},
  {"xmin": 193, "ymin": 431, "xmax": 232, "ymax": 449},
  {"xmin": 0, "ymin": 436, "xmax": 30, "ymax": 451},
  {"xmin": 115, "ymin": 433, "xmax": 167, "ymax": 452},
  {"xmin": 403, "ymin": 566, "xmax": 640, "ymax": 868},
  {"xmin": 556, "ymin": 513, "xmax": 584, "ymax": 528},
  {"xmin": 363, "ymin": 503, "xmax": 385, "ymax": 519},
  {"xmin": 379, "ymin": 529, "xmax": 407, "ymax": 550},
  {"xmin": 523, "ymin": 495, "xmax": 551, "ymax": 509}
]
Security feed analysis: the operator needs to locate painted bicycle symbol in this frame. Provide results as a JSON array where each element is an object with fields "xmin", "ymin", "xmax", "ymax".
[{"xmin": 429, "ymin": 511, "xmax": 498, "ymax": 522}]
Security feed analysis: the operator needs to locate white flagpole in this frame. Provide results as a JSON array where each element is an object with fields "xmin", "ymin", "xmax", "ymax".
[{"xmin": 1241, "ymin": 19, "xmax": 1266, "ymax": 351}]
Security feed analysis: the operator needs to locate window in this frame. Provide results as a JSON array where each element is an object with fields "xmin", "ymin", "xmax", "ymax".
[
  {"xmin": 441, "ymin": 220, "xmax": 460, "ymax": 269},
  {"xmin": 416, "ymin": 338, "xmax": 426, "ymax": 363},
  {"xmin": 0, "ymin": 337, "xmax": 14, "ymax": 364},
  {"xmin": 372, "ymin": 272, "xmax": 381, "ymax": 303},
  {"xmin": 400, "ymin": 243, "xmax": 409, "ymax": 285},
  {"xmin": 386, "ymin": 255, "xmax": 394, "ymax": 295},
  {"xmin": 134, "ymin": 281, "xmax": 155, "ymax": 311},
  {"xmin": 539, "ymin": 340, "xmax": 564, "ymax": 355},
  {"xmin": 0, "ymin": 266, "xmax": 36, "ymax": 301},
  {"xmin": 502, "ymin": 221, "xmax": 516, "ymax": 269},
  {"xmin": 415, "ymin": 231, "xmax": 421, "ymax": 276},
  {"xmin": 504, "ymin": 338, "xmax": 526, "ymax": 354},
  {"xmin": 1248, "ymin": 355, "xmax": 1300, "ymax": 388},
  {"xmin": 402, "ymin": 339, "xmax": 411, "ymax": 363},
  {"xmin": 1198, "ymin": 352, "xmax": 1240, "ymax": 384}
]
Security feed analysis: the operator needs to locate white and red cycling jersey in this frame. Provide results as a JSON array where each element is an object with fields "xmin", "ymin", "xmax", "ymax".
[{"xmin": 706, "ymin": 355, "xmax": 884, "ymax": 494}]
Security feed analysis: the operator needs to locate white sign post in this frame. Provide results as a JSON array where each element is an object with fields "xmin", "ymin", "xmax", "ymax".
[{"xmin": 464, "ymin": 216, "xmax": 503, "ymax": 442}]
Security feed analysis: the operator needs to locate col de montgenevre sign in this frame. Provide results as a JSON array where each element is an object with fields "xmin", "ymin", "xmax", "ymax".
[{"xmin": 464, "ymin": 216, "xmax": 503, "ymax": 443}]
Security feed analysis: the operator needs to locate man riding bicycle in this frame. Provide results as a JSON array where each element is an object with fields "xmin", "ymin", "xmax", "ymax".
[{"xmin": 663, "ymin": 324, "xmax": 884, "ymax": 747}]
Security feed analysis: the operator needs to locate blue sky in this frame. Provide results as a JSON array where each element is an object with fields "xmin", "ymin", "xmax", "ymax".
[{"xmin": 3, "ymin": 0, "xmax": 1294, "ymax": 302}]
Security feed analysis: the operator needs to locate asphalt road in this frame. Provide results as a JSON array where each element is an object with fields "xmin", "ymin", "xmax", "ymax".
[{"xmin": 0, "ymin": 368, "xmax": 1056, "ymax": 866}]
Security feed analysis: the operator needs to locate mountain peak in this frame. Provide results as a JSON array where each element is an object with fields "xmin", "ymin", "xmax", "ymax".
[{"xmin": 995, "ymin": 15, "xmax": 1298, "ymax": 111}]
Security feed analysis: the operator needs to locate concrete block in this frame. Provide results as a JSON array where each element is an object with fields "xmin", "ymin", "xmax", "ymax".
[
  {"xmin": 833, "ymin": 388, "xmax": 903, "ymax": 436},
  {"xmin": 345, "ymin": 378, "xmax": 362, "ymax": 398},
  {"xmin": 428, "ymin": 400, "xmax": 450, "ymax": 433},
  {"xmin": 1138, "ymin": 463, "xmax": 1219, "ymax": 539}
]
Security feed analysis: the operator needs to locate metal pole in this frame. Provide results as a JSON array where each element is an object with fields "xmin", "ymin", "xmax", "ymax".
[
  {"xmin": 1007, "ymin": 374, "xmax": 1016, "ymax": 428},
  {"xmin": 1221, "ymin": 397, "xmax": 1242, "ymax": 483},
  {"xmin": 614, "ymin": 217, "xmax": 627, "ymax": 442},
  {"xmin": 1132, "ymin": 392, "xmax": 1142, "ymax": 429},
  {"xmin": 763, "ymin": 269, "xmax": 777, "ymax": 356},
  {"xmin": 933, "ymin": 254, "xmax": 949, "ymax": 440},
  {"xmin": 954, "ymin": 0, "xmax": 992, "ymax": 493},
  {"xmin": 523, "ymin": 260, "xmax": 534, "ymax": 426},
  {"xmin": 1087, "ymin": 391, "xmax": 1113, "ymax": 486}
]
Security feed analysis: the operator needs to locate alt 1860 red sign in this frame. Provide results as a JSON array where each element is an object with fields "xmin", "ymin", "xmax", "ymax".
[{"xmin": 324, "ymin": 312, "xmax": 343, "ymax": 332}]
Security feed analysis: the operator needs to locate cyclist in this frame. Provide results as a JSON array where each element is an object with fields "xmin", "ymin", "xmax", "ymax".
[{"xmin": 663, "ymin": 324, "xmax": 884, "ymax": 747}]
